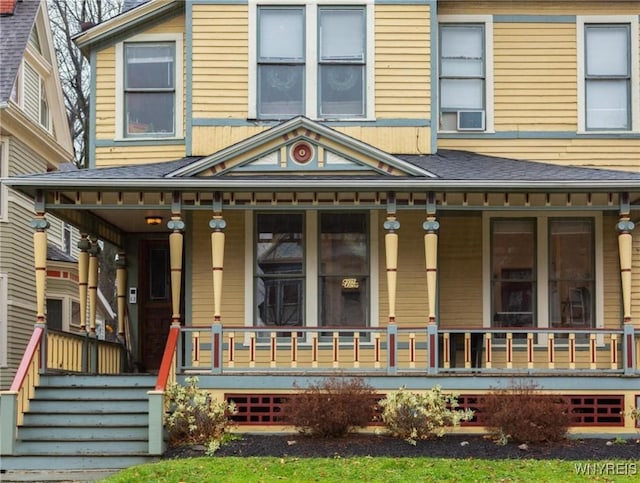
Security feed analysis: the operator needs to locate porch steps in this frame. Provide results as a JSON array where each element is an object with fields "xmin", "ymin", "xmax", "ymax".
[{"xmin": 0, "ymin": 374, "xmax": 159, "ymax": 475}]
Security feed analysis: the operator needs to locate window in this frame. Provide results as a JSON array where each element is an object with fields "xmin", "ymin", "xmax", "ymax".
[
  {"xmin": 22, "ymin": 62, "xmax": 50, "ymax": 131},
  {"xmin": 0, "ymin": 138, "xmax": 7, "ymax": 222},
  {"xmin": 439, "ymin": 17, "xmax": 493, "ymax": 132},
  {"xmin": 578, "ymin": 17, "xmax": 639, "ymax": 132},
  {"xmin": 254, "ymin": 212, "xmax": 371, "ymax": 329},
  {"xmin": 252, "ymin": 3, "xmax": 371, "ymax": 120},
  {"xmin": 46, "ymin": 298, "xmax": 64, "ymax": 331},
  {"xmin": 63, "ymin": 223, "xmax": 72, "ymax": 256},
  {"xmin": 486, "ymin": 215, "xmax": 600, "ymax": 332},
  {"xmin": 116, "ymin": 34, "xmax": 183, "ymax": 139}
]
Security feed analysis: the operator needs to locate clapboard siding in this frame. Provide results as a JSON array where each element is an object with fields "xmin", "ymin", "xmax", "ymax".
[
  {"xmin": 632, "ymin": 226, "xmax": 640, "ymax": 331},
  {"xmin": 94, "ymin": 145, "xmax": 186, "ymax": 166},
  {"xmin": 602, "ymin": 215, "xmax": 622, "ymax": 329},
  {"xmin": 439, "ymin": 0, "xmax": 638, "ymax": 16},
  {"xmin": 94, "ymin": 47, "xmax": 116, "ymax": 140}
]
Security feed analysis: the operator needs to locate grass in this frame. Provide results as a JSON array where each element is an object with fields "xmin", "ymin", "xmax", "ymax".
[{"xmin": 103, "ymin": 457, "xmax": 638, "ymax": 482}]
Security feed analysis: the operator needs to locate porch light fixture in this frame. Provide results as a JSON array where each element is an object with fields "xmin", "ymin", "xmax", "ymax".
[{"xmin": 145, "ymin": 216, "xmax": 163, "ymax": 226}]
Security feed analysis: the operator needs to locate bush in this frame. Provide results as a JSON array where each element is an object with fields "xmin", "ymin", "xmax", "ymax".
[
  {"xmin": 283, "ymin": 376, "xmax": 378, "ymax": 437},
  {"xmin": 482, "ymin": 381, "xmax": 570, "ymax": 444},
  {"xmin": 379, "ymin": 386, "xmax": 474, "ymax": 445},
  {"xmin": 165, "ymin": 376, "xmax": 236, "ymax": 454}
]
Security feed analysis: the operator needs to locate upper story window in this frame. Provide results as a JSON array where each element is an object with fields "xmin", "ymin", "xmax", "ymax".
[
  {"xmin": 116, "ymin": 33, "xmax": 183, "ymax": 139},
  {"xmin": 22, "ymin": 62, "xmax": 51, "ymax": 132},
  {"xmin": 578, "ymin": 16, "xmax": 639, "ymax": 132},
  {"xmin": 251, "ymin": 2, "xmax": 372, "ymax": 120},
  {"xmin": 438, "ymin": 16, "xmax": 494, "ymax": 133}
]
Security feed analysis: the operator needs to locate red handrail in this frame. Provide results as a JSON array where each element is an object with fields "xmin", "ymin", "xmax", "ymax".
[
  {"xmin": 155, "ymin": 326, "xmax": 180, "ymax": 391},
  {"xmin": 10, "ymin": 326, "xmax": 45, "ymax": 392}
]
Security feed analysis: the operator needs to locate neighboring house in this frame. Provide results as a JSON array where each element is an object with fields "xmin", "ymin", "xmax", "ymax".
[
  {"xmin": 0, "ymin": 0, "xmax": 76, "ymax": 389},
  {"xmin": 2, "ymin": 0, "xmax": 640, "ymax": 466}
]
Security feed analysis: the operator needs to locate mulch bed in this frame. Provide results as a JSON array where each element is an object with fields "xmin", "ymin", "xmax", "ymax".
[{"xmin": 164, "ymin": 433, "xmax": 640, "ymax": 460}]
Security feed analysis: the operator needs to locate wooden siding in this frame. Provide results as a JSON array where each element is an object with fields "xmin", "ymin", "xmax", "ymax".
[
  {"xmin": 494, "ymin": 23, "xmax": 577, "ymax": 131},
  {"xmin": 374, "ymin": 4, "xmax": 431, "ymax": 119},
  {"xmin": 94, "ymin": 46, "xmax": 116, "ymax": 141},
  {"xmin": 439, "ymin": 215, "xmax": 484, "ymax": 328},
  {"xmin": 437, "ymin": 138, "xmax": 640, "ymax": 172},
  {"xmin": 439, "ymin": 0, "xmax": 639, "ymax": 16},
  {"xmin": 602, "ymin": 214, "xmax": 622, "ymax": 329},
  {"xmin": 633, "ymin": 225, "xmax": 640, "ymax": 331},
  {"xmin": 190, "ymin": 211, "xmax": 245, "ymax": 326},
  {"xmin": 94, "ymin": 144, "xmax": 186, "ymax": 166},
  {"xmin": 191, "ymin": 5, "xmax": 249, "ymax": 119}
]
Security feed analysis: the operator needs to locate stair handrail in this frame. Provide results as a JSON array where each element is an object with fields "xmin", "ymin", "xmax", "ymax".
[
  {"xmin": 0, "ymin": 324, "xmax": 45, "ymax": 454},
  {"xmin": 148, "ymin": 325, "xmax": 181, "ymax": 455}
]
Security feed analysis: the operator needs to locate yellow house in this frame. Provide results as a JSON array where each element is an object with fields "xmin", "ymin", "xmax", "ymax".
[{"xmin": 1, "ymin": 0, "xmax": 640, "ymax": 472}]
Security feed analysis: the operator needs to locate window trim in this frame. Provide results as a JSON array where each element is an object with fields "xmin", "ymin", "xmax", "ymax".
[
  {"xmin": 482, "ymin": 212, "xmax": 604, "ymax": 336},
  {"xmin": 46, "ymin": 294, "xmax": 82, "ymax": 333},
  {"xmin": 245, "ymin": 210, "xmax": 379, "ymax": 336},
  {"xmin": 115, "ymin": 33, "xmax": 184, "ymax": 140},
  {"xmin": 248, "ymin": 0, "xmax": 375, "ymax": 121},
  {"xmin": 0, "ymin": 273, "xmax": 7, "ymax": 367},
  {"xmin": 438, "ymin": 15, "xmax": 494, "ymax": 134},
  {"xmin": 0, "ymin": 137, "xmax": 8, "ymax": 223},
  {"xmin": 577, "ymin": 15, "xmax": 639, "ymax": 133}
]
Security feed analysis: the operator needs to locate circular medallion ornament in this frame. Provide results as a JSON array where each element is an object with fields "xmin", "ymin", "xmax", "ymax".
[{"xmin": 291, "ymin": 141, "xmax": 314, "ymax": 165}]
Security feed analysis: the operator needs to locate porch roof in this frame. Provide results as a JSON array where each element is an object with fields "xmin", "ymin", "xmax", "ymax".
[{"xmin": 6, "ymin": 149, "xmax": 640, "ymax": 193}]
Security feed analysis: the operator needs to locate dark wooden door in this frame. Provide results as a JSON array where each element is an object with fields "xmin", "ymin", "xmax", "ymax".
[{"xmin": 139, "ymin": 239, "xmax": 173, "ymax": 372}]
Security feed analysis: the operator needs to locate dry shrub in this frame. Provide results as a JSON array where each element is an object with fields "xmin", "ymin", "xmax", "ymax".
[
  {"xmin": 483, "ymin": 380, "xmax": 569, "ymax": 444},
  {"xmin": 283, "ymin": 376, "xmax": 378, "ymax": 437}
]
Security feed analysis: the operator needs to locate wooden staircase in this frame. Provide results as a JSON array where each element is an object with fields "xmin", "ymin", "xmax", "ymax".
[{"xmin": 0, "ymin": 374, "xmax": 159, "ymax": 474}]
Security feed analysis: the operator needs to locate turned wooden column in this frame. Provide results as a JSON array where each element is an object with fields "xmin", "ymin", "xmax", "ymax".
[
  {"xmin": 115, "ymin": 252, "xmax": 127, "ymax": 337},
  {"xmin": 168, "ymin": 194, "xmax": 185, "ymax": 327},
  {"xmin": 77, "ymin": 233, "xmax": 90, "ymax": 332},
  {"xmin": 384, "ymin": 192, "xmax": 400, "ymax": 324},
  {"xmin": 617, "ymin": 195, "xmax": 634, "ymax": 325},
  {"xmin": 423, "ymin": 192, "xmax": 439, "ymax": 324},
  {"xmin": 87, "ymin": 237, "xmax": 101, "ymax": 336},
  {"xmin": 210, "ymin": 192, "xmax": 226, "ymax": 323},
  {"xmin": 30, "ymin": 214, "xmax": 49, "ymax": 325}
]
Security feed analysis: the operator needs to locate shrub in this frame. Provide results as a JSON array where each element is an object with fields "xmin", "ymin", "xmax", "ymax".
[
  {"xmin": 482, "ymin": 381, "xmax": 570, "ymax": 444},
  {"xmin": 379, "ymin": 386, "xmax": 474, "ymax": 445},
  {"xmin": 283, "ymin": 376, "xmax": 378, "ymax": 437},
  {"xmin": 165, "ymin": 376, "xmax": 236, "ymax": 454}
]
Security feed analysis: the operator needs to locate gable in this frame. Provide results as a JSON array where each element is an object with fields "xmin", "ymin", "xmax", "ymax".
[{"xmin": 170, "ymin": 117, "xmax": 435, "ymax": 178}]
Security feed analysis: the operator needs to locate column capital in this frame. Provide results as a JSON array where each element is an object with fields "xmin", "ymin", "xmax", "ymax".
[
  {"xmin": 423, "ymin": 220, "xmax": 440, "ymax": 233},
  {"xmin": 616, "ymin": 219, "xmax": 635, "ymax": 234},
  {"xmin": 209, "ymin": 217, "xmax": 227, "ymax": 231},
  {"xmin": 167, "ymin": 219, "xmax": 186, "ymax": 232},
  {"xmin": 30, "ymin": 218, "xmax": 50, "ymax": 231}
]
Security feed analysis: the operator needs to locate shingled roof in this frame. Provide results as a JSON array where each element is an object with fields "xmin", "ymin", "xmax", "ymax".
[{"xmin": 0, "ymin": 0, "xmax": 39, "ymax": 106}]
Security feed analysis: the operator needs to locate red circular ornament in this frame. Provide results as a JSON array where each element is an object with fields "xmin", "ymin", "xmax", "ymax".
[{"xmin": 291, "ymin": 141, "xmax": 314, "ymax": 164}]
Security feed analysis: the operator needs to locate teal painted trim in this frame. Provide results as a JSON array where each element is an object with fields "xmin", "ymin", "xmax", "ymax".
[
  {"xmin": 94, "ymin": 139, "xmax": 186, "ymax": 147},
  {"xmin": 192, "ymin": 118, "xmax": 430, "ymax": 127},
  {"xmin": 429, "ymin": 0, "xmax": 438, "ymax": 153},
  {"xmin": 148, "ymin": 392, "xmax": 165, "ymax": 455},
  {"xmin": 494, "ymin": 15, "xmax": 576, "ymax": 23},
  {"xmin": 186, "ymin": 374, "xmax": 640, "ymax": 392},
  {"xmin": 438, "ymin": 131, "xmax": 640, "ymax": 139},
  {"xmin": 186, "ymin": 2, "xmax": 193, "ymax": 156},
  {"xmin": 89, "ymin": 51, "xmax": 97, "ymax": 169},
  {"xmin": 0, "ymin": 392, "xmax": 17, "ymax": 454}
]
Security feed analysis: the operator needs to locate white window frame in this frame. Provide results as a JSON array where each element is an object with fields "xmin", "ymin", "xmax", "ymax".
[
  {"xmin": 0, "ymin": 137, "xmax": 8, "ymax": 222},
  {"xmin": 244, "ymin": 210, "xmax": 379, "ymax": 338},
  {"xmin": 115, "ymin": 33, "xmax": 184, "ymax": 140},
  {"xmin": 482, "ymin": 212, "xmax": 604, "ymax": 342},
  {"xmin": 577, "ymin": 16, "xmax": 639, "ymax": 133},
  {"xmin": 46, "ymin": 294, "xmax": 81, "ymax": 333},
  {"xmin": 438, "ymin": 15, "xmax": 494, "ymax": 134},
  {"xmin": 248, "ymin": 0, "xmax": 375, "ymax": 121},
  {"xmin": 0, "ymin": 273, "xmax": 7, "ymax": 367}
]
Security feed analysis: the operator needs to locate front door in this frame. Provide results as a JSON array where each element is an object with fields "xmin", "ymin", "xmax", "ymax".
[{"xmin": 139, "ymin": 239, "xmax": 173, "ymax": 372}]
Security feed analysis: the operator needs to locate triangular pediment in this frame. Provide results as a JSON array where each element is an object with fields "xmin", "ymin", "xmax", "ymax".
[{"xmin": 169, "ymin": 117, "xmax": 435, "ymax": 179}]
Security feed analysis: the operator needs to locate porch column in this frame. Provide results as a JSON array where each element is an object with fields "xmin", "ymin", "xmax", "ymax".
[
  {"xmin": 423, "ymin": 192, "xmax": 439, "ymax": 324},
  {"xmin": 77, "ymin": 233, "xmax": 90, "ymax": 332},
  {"xmin": 617, "ymin": 196, "xmax": 634, "ymax": 325},
  {"xmin": 30, "ymin": 213, "xmax": 49, "ymax": 325},
  {"xmin": 87, "ymin": 237, "xmax": 101, "ymax": 336},
  {"xmin": 115, "ymin": 252, "xmax": 127, "ymax": 337},
  {"xmin": 168, "ymin": 195, "xmax": 185, "ymax": 327},
  {"xmin": 384, "ymin": 192, "xmax": 400, "ymax": 324},
  {"xmin": 210, "ymin": 192, "xmax": 226, "ymax": 323}
]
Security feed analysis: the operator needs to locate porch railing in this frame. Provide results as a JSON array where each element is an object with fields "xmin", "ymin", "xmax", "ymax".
[
  {"xmin": 0, "ymin": 325, "xmax": 126, "ymax": 455},
  {"xmin": 175, "ymin": 324, "xmax": 637, "ymax": 376}
]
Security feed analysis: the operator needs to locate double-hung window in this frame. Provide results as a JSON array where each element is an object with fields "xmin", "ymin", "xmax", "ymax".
[
  {"xmin": 487, "ymin": 215, "xmax": 599, "ymax": 334},
  {"xmin": 254, "ymin": 212, "xmax": 371, "ymax": 330},
  {"xmin": 578, "ymin": 17, "xmax": 639, "ymax": 132},
  {"xmin": 439, "ymin": 17, "xmax": 493, "ymax": 132},
  {"xmin": 253, "ymin": 3, "xmax": 370, "ymax": 120},
  {"xmin": 116, "ymin": 34, "xmax": 183, "ymax": 139}
]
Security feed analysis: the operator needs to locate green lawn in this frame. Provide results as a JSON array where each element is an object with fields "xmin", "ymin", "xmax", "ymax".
[{"xmin": 104, "ymin": 457, "xmax": 638, "ymax": 482}]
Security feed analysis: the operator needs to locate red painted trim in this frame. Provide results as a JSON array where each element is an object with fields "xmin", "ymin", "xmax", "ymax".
[
  {"xmin": 154, "ymin": 326, "xmax": 180, "ymax": 391},
  {"xmin": 429, "ymin": 334, "xmax": 436, "ymax": 368},
  {"xmin": 389, "ymin": 333, "xmax": 396, "ymax": 368},
  {"xmin": 213, "ymin": 333, "xmax": 221, "ymax": 368},
  {"xmin": 627, "ymin": 334, "xmax": 633, "ymax": 369},
  {"xmin": 10, "ymin": 326, "xmax": 44, "ymax": 392}
]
